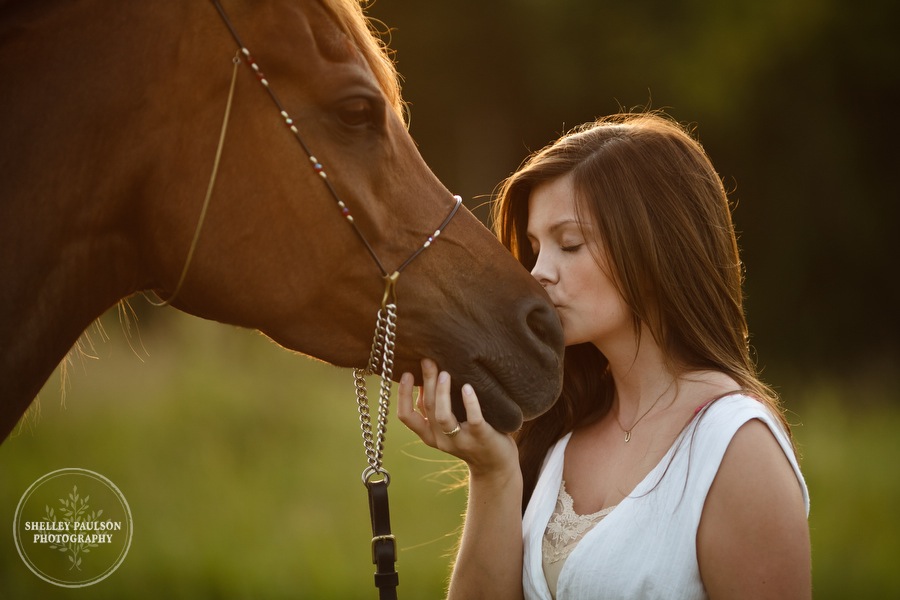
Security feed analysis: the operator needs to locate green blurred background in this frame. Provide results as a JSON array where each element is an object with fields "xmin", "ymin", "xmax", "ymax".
[{"xmin": 2, "ymin": 0, "xmax": 898, "ymax": 597}]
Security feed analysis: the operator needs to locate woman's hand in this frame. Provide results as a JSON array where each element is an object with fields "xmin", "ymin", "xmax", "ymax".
[
  {"xmin": 398, "ymin": 358, "xmax": 520, "ymax": 480},
  {"xmin": 399, "ymin": 359, "xmax": 526, "ymax": 599}
]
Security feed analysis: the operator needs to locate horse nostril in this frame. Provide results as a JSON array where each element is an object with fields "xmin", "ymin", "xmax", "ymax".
[{"xmin": 523, "ymin": 300, "xmax": 564, "ymax": 350}]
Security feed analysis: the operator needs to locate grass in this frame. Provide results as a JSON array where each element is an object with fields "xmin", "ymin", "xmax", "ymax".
[{"xmin": 1, "ymin": 309, "xmax": 897, "ymax": 598}]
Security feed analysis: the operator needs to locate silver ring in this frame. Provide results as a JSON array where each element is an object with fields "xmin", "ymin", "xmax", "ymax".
[{"xmin": 442, "ymin": 424, "xmax": 462, "ymax": 438}]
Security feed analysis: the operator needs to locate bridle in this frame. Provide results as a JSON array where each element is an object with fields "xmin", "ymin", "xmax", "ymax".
[{"xmin": 153, "ymin": 2, "xmax": 464, "ymax": 597}]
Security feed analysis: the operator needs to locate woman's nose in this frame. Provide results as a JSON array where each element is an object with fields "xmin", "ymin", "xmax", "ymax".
[{"xmin": 530, "ymin": 251, "xmax": 556, "ymax": 287}]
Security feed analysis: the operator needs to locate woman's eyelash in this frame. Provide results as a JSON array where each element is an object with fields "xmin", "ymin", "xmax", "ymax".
[{"xmin": 561, "ymin": 244, "xmax": 583, "ymax": 252}]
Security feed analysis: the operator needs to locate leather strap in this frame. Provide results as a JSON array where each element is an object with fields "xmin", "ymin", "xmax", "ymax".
[{"xmin": 367, "ymin": 478, "xmax": 399, "ymax": 598}]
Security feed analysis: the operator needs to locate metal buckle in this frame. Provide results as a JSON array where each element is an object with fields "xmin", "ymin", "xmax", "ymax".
[{"xmin": 371, "ymin": 534, "xmax": 397, "ymax": 564}]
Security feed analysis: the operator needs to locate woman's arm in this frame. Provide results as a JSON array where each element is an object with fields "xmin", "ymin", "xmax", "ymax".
[
  {"xmin": 448, "ymin": 442, "xmax": 524, "ymax": 600},
  {"xmin": 697, "ymin": 419, "xmax": 811, "ymax": 599},
  {"xmin": 398, "ymin": 360, "xmax": 525, "ymax": 600}
]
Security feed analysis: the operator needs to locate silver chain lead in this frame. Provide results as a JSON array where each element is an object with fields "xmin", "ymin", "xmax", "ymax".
[{"xmin": 356, "ymin": 300, "xmax": 398, "ymax": 482}]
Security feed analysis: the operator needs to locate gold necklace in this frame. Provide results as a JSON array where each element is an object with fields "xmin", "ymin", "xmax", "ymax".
[{"xmin": 613, "ymin": 391, "xmax": 667, "ymax": 443}]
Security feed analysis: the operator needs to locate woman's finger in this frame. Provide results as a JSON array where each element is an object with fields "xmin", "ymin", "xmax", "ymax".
[
  {"xmin": 420, "ymin": 358, "xmax": 439, "ymax": 418},
  {"xmin": 455, "ymin": 382, "xmax": 520, "ymax": 475},
  {"xmin": 415, "ymin": 389, "xmax": 426, "ymax": 416},
  {"xmin": 396, "ymin": 371, "xmax": 417, "ymax": 425},
  {"xmin": 460, "ymin": 383, "xmax": 485, "ymax": 426},
  {"xmin": 398, "ymin": 371, "xmax": 433, "ymax": 444},
  {"xmin": 433, "ymin": 370, "xmax": 459, "ymax": 435}
]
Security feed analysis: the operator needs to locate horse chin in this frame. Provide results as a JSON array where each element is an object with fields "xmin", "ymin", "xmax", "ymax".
[
  {"xmin": 449, "ymin": 385, "xmax": 524, "ymax": 434},
  {"xmin": 448, "ymin": 356, "xmax": 561, "ymax": 434}
]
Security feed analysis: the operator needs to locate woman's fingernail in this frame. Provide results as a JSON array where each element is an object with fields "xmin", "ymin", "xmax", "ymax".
[
  {"xmin": 400, "ymin": 373, "xmax": 412, "ymax": 385},
  {"xmin": 462, "ymin": 383, "xmax": 474, "ymax": 396},
  {"xmin": 438, "ymin": 371, "xmax": 449, "ymax": 383}
]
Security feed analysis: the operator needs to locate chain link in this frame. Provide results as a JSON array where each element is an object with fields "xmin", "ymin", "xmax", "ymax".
[{"xmin": 356, "ymin": 301, "xmax": 398, "ymax": 481}]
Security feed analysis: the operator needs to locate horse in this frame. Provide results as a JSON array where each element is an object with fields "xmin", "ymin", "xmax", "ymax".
[{"xmin": 0, "ymin": 0, "xmax": 564, "ymax": 442}]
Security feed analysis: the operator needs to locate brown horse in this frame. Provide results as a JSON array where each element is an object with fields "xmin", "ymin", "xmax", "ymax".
[{"xmin": 0, "ymin": 0, "xmax": 563, "ymax": 441}]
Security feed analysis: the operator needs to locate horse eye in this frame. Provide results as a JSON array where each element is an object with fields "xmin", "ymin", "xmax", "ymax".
[{"xmin": 335, "ymin": 97, "xmax": 376, "ymax": 128}]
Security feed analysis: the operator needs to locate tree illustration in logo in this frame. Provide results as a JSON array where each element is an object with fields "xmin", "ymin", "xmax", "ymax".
[{"xmin": 42, "ymin": 485, "xmax": 102, "ymax": 571}]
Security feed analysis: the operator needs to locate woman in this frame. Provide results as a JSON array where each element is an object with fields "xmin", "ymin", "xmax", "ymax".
[{"xmin": 398, "ymin": 112, "xmax": 810, "ymax": 599}]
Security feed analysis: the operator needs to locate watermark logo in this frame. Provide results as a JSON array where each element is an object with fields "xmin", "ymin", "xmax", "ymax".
[{"xmin": 13, "ymin": 468, "xmax": 133, "ymax": 587}]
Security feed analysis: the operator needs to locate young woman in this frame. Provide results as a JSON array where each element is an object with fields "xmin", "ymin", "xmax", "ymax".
[{"xmin": 398, "ymin": 112, "xmax": 810, "ymax": 599}]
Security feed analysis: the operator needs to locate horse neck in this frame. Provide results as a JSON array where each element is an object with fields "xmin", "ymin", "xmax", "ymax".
[
  {"xmin": 0, "ymin": 2, "xmax": 208, "ymax": 437},
  {"xmin": 0, "ymin": 192, "xmax": 141, "ymax": 430}
]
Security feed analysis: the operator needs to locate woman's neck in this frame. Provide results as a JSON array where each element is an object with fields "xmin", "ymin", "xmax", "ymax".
[{"xmin": 597, "ymin": 326, "xmax": 679, "ymax": 423}]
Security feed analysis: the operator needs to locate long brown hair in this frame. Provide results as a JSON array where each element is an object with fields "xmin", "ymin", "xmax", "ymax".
[{"xmin": 491, "ymin": 112, "xmax": 790, "ymax": 509}]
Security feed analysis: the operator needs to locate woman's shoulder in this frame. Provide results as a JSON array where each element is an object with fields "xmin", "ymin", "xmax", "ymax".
[
  {"xmin": 696, "ymin": 410, "xmax": 811, "ymax": 596},
  {"xmin": 693, "ymin": 389, "xmax": 810, "ymax": 561},
  {"xmin": 674, "ymin": 391, "xmax": 806, "ymax": 507},
  {"xmin": 687, "ymin": 392, "xmax": 797, "ymax": 465},
  {"xmin": 695, "ymin": 392, "xmax": 784, "ymax": 433}
]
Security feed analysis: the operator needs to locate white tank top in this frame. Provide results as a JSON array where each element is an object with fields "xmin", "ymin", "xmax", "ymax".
[{"xmin": 521, "ymin": 394, "xmax": 809, "ymax": 600}]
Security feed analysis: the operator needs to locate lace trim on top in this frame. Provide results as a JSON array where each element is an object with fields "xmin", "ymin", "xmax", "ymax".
[{"xmin": 542, "ymin": 480, "xmax": 616, "ymax": 565}]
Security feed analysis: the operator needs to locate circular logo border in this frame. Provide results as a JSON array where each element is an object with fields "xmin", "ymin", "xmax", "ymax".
[{"xmin": 13, "ymin": 468, "xmax": 133, "ymax": 588}]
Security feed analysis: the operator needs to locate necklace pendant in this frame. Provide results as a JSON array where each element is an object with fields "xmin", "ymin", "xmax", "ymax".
[{"xmin": 624, "ymin": 430, "xmax": 632, "ymax": 443}]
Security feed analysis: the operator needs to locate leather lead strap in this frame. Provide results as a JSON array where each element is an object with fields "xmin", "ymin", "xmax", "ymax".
[{"xmin": 367, "ymin": 479, "xmax": 398, "ymax": 599}]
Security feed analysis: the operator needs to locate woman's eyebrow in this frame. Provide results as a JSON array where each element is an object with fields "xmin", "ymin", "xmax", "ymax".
[
  {"xmin": 549, "ymin": 219, "xmax": 582, "ymax": 234},
  {"xmin": 527, "ymin": 218, "xmax": 582, "ymax": 239}
]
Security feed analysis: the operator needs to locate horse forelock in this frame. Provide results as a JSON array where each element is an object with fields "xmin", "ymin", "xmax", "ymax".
[{"xmin": 319, "ymin": 0, "xmax": 406, "ymax": 124}]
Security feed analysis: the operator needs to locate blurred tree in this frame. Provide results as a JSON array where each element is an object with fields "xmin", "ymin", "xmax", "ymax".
[{"xmin": 367, "ymin": 0, "xmax": 899, "ymax": 379}]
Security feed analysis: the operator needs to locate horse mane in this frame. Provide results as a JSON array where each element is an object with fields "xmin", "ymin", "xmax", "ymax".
[{"xmin": 321, "ymin": 0, "xmax": 406, "ymax": 123}]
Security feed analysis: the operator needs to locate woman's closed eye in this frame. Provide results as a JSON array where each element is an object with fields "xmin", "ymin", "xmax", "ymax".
[{"xmin": 561, "ymin": 243, "xmax": 584, "ymax": 253}]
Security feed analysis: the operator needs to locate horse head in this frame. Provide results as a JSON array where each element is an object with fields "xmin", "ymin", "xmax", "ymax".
[{"xmin": 0, "ymin": 0, "xmax": 563, "ymax": 438}]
